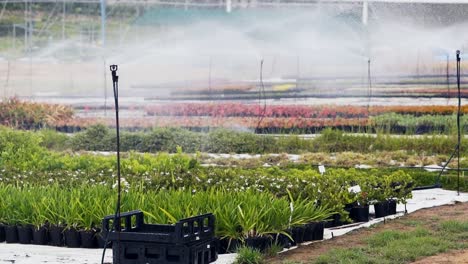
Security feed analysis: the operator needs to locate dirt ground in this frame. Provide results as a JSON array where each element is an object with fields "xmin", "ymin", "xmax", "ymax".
[
  {"xmin": 270, "ymin": 202, "xmax": 468, "ymax": 264},
  {"xmin": 412, "ymin": 250, "xmax": 468, "ymax": 264}
]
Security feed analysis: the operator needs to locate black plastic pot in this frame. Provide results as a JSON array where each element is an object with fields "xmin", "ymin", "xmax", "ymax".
[
  {"xmin": 218, "ymin": 238, "xmax": 240, "ymax": 254},
  {"xmin": 49, "ymin": 225, "xmax": 65, "ymax": 246},
  {"xmin": 374, "ymin": 201, "xmax": 389, "ymax": 218},
  {"xmin": 323, "ymin": 219, "xmax": 334, "ymax": 228},
  {"xmin": 332, "ymin": 213, "xmax": 342, "ymax": 227},
  {"xmin": 274, "ymin": 232, "xmax": 292, "ymax": 249},
  {"xmin": 17, "ymin": 225, "xmax": 33, "ymax": 244},
  {"xmin": 342, "ymin": 204, "xmax": 355, "ymax": 224},
  {"xmin": 291, "ymin": 226, "xmax": 305, "ymax": 244},
  {"xmin": 331, "ymin": 212, "xmax": 351, "ymax": 227},
  {"xmin": 312, "ymin": 222, "xmax": 324, "ymax": 241},
  {"xmin": 5, "ymin": 225, "xmax": 18, "ymax": 243},
  {"xmin": 388, "ymin": 199, "xmax": 397, "ymax": 215},
  {"xmin": 64, "ymin": 228, "xmax": 81, "ymax": 248},
  {"xmin": 32, "ymin": 226, "xmax": 49, "ymax": 245},
  {"xmin": 303, "ymin": 222, "xmax": 316, "ymax": 241},
  {"xmin": 350, "ymin": 205, "xmax": 369, "ymax": 222},
  {"xmin": 344, "ymin": 203, "xmax": 355, "ymax": 211},
  {"xmin": 79, "ymin": 229, "xmax": 97, "ymax": 248},
  {"xmin": 244, "ymin": 236, "xmax": 272, "ymax": 252},
  {"xmin": 0, "ymin": 224, "xmax": 5, "ymax": 243}
]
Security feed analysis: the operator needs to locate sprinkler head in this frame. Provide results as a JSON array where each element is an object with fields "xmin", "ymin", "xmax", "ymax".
[{"xmin": 110, "ymin": 65, "xmax": 118, "ymax": 72}]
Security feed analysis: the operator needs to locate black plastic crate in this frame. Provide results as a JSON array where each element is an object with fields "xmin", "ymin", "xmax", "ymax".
[
  {"xmin": 102, "ymin": 210, "xmax": 215, "ymax": 245},
  {"xmin": 112, "ymin": 238, "xmax": 218, "ymax": 264}
]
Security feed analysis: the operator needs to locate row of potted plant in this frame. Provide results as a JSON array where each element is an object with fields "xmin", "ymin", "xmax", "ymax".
[
  {"xmin": 0, "ymin": 150, "xmax": 414, "ymax": 204},
  {"xmin": 144, "ymin": 103, "xmax": 468, "ymax": 118},
  {"xmin": 0, "ymin": 167, "xmax": 414, "ymax": 215},
  {"xmin": 1, "ymin": 99, "xmax": 465, "ymax": 133},
  {"xmin": 0, "ymin": 170, "xmax": 413, "ymax": 251},
  {"xmin": 51, "ymin": 113, "xmax": 468, "ymax": 133},
  {"xmin": 387, "ymin": 88, "xmax": 468, "ymax": 98},
  {"xmin": 0, "ymin": 184, "xmax": 334, "ymax": 251},
  {"xmin": 4, "ymin": 123, "xmax": 466, "ymax": 157},
  {"xmin": 0, "ymin": 98, "xmax": 73, "ymax": 129},
  {"xmin": 54, "ymin": 124, "xmax": 465, "ymax": 154},
  {"xmin": 2, "ymin": 124, "xmax": 462, "ymax": 181},
  {"xmin": 0, "ymin": 168, "xmax": 412, "ymax": 251}
]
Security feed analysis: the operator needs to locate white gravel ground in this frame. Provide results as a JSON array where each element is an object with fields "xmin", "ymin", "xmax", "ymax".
[{"xmin": 0, "ymin": 188, "xmax": 467, "ymax": 264}]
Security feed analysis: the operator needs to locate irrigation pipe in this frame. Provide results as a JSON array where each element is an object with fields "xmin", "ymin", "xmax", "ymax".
[
  {"xmin": 434, "ymin": 51, "xmax": 463, "ymax": 194},
  {"xmin": 101, "ymin": 65, "xmax": 122, "ymax": 264},
  {"xmin": 256, "ymin": 59, "xmax": 267, "ymax": 131}
]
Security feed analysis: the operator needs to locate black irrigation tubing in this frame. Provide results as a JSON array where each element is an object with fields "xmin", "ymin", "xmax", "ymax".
[
  {"xmin": 457, "ymin": 51, "xmax": 462, "ymax": 195},
  {"xmin": 74, "ymin": 105, "xmax": 145, "ymax": 110},
  {"xmin": 101, "ymin": 65, "xmax": 122, "ymax": 264},
  {"xmin": 412, "ymin": 184, "xmax": 442, "ymax": 190}
]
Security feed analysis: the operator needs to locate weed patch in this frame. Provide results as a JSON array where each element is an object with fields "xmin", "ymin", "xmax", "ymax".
[{"xmin": 313, "ymin": 226, "xmax": 463, "ymax": 264}]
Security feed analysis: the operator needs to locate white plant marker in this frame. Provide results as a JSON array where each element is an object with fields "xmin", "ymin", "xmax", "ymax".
[{"xmin": 318, "ymin": 165, "xmax": 326, "ymax": 175}]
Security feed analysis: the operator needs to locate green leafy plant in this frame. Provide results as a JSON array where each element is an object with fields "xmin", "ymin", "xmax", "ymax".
[{"xmin": 235, "ymin": 246, "xmax": 264, "ymax": 264}]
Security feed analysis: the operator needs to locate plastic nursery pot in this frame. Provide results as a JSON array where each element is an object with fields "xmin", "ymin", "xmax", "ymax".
[
  {"xmin": 312, "ymin": 222, "xmax": 325, "ymax": 241},
  {"xmin": 64, "ymin": 227, "xmax": 81, "ymax": 248},
  {"xmin": 324, "ymin": 213, "xmax": 343, "ymax": 228},
  {"xmin": 273, "ymin": 233, "xmax": 292, "ymax": 249},
  {"xmin": 79, "ymin": 229, "xmax": 97, "ymax": 248},
  {"xmin": 331, "ymin": 213, "xmax": 342, "ymax": 227},
  {"xmin": 244, "ymin": 236, "xmax": 272, "ymax": 253},
  {"xmin": 388, "ymin": 199, "xmax": 397, "ymax": 215},
  {"xmin": 323, "ymin": 219, "xmax": 334, "ymax": 229},
  {"xmin": 303, "ymin": 222, "xmax": 316, "ymax": 242},
  {"xmin": 32, "ymin": 226, "xmax": 48, "ymax": 245},
  {"xmin": 344, "ymin": 203, "xmax": 355, "ymax": 212},
  {"xmin": 350, "ymin": 205, "xmax": 369, "ymax": 223},
  {"xmin": 344, "ymin": 204, "xmax": 355, "ymax": 223},
  {"xmin": 17, "ymin": 225, "xmax": 33, "ymax": 244},
  {"xmin": 5, "ymin": 225, "xmax": 19, "ymax": 243},
  {"xmin": 48, "ymin": 225, "xmax": 65, "ymax": 246},
  {"xmin": 374, "ymin": 201, "xmax": 389, "ymax": 218},
  {"xmin": 331, "ymin": 212, "xmax": 350, "ymax": 227},
  {"xmin": 291, "ymin": 226, "xmax": 305, "ymax": 244},
  {"xmin": 218, "ymin": 238, "xmax": 240, "ymax": 254},
  {"xmin": 0, "ymin": 224, "xmax": 5, "ymax": 243}
]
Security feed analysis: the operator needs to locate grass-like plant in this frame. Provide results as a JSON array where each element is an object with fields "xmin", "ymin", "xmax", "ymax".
[{"xmin": 235, "ymin": 246, "xmax": 264, "ymax": 264}]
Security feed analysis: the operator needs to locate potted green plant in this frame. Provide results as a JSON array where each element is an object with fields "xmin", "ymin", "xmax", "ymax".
[
  {"xmin": 1, "ymin": 189, "xmax": 20, "ymax": 243},
  {"xmin": 15, "ymin": 193, "xmax": 34, "ymax": 244},
  {"xmin": 367, "ymin": 175, "xmax": 392, "ymax": 218},
  {"xmin": 0, "ymin": 191, "xmax": 7, "ymax": 243},
  {"xmin": 31, "ymin": 197, "xmax": 49, "ymax": 245},
  {"xmin": 237, "ymin": 195, "xmax": 274, "ymax": 252},
  {"xmin": 349, "ymin": 175, "xmax": 372, "ymax": 222},
  {"xmin": 77, "ymin": 202, "xmax": 100, "ymax": 248},
  {"xmin": 388, "ymin": 171, "xmax": 414, "ymax": 214},
  {"xmin": 42, "ymin": 186, "xmax": 67, "ymax": 246}
]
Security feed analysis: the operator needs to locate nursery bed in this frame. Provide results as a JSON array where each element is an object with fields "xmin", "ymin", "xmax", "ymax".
[{"xmin": 0, "ymin": 188, "xmax": 467, "ymax": 264}]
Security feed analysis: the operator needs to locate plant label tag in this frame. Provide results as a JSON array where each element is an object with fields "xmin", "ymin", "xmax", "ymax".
[
  {"xmin": 348, "ymin": 185, "xmax": 361, "ymax": 193},
  {"xmin": 318, "ymin": 165, "xmax": 326, "ymax": 175}
]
